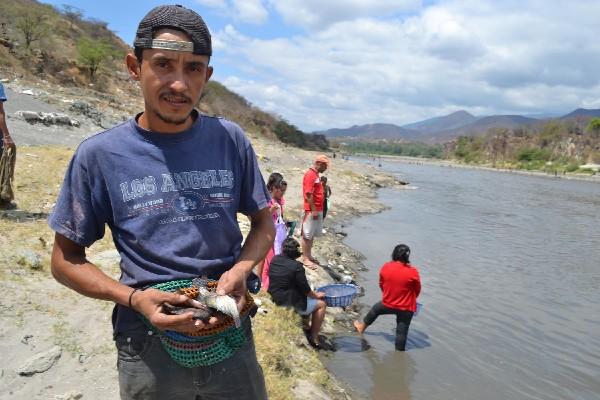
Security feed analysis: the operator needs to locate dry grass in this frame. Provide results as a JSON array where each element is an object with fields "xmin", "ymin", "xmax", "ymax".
[{"xmin": 253, "ymin": 294, "xmax": 335, "ymax": 399}]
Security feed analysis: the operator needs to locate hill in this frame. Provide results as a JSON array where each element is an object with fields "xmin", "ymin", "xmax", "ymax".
[
  {"xmin": 318, "ymin": 123, "xmax": 419, "ymax": 140},
  {"xmin": 560, "ymin": 108, "xmax": 600, "ymax": 120},
  {"xmin": 402, "ymin": 110, "xmax": 477, "ymax": 132},
  {"xmin": 429, "ymin": 114, "xmax": 540, "ymax": 141},
  {"xmin": 321, "ymin": 108, "xmax": 600, "ymax": 146},
  {"xmin": 0, "ymin": 0, "xmax": 328, "ymax": 150}
]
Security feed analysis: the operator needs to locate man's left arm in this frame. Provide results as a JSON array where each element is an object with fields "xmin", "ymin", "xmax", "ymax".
[{"xmin": 217, "ymin": 207, "xmax": 274, "ymax": 307}]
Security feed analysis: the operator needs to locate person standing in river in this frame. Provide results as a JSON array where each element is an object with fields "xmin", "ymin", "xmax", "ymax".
[
  {"xmin": 48, "ymin": 5, "xmax": 273, "ymax": 399},
  {"xmin": 301, "ymin": 154, "xmax": 329, "ymax": 269},
  {"xmin": 354, "ymin": 244, "xmax": 421, "ymax": 351}
]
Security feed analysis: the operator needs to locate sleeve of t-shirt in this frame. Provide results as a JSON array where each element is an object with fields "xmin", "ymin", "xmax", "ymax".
[
  {"xmin": 237, "ymin": 132, "xmax": 270, "ymax": 216},
  {"xmin": 0, "ymin": 83, "xmax": 7, "ymax": 102},
  {"xmin": 302, "ymin": 171, "xmax": 314, "ymax": 195},
  {"xmin": 48, "ymin": 144, "xmax": 110, "ymax": 247},
  {"xmin": 413, "ymin": 269, "xmax": 421, "ymax": 297}
]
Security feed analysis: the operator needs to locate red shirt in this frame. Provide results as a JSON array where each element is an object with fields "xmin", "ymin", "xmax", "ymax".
[
  {"xmin": 303, "ymin": 167, "xmax": 324, "ymax": 211},
  {"xmin": 379, "ymin": 261, "xmax": 421, "ymax": 312}
]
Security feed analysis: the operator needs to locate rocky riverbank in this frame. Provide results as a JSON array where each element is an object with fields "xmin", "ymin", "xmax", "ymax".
[{"xmin": 0, "ymin": 80, "xmax": 404, "ymax": 399}]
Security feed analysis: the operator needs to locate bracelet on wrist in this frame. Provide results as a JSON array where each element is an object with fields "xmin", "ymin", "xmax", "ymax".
[{"xmin": 128, "ymin": 288, "xmax": 142, "ymax": 309}]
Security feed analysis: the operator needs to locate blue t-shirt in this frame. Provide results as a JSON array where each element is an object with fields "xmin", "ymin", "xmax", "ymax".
[
  {"xmin": 0, "ymin": 83, "xmax": 6, "ymax": 102},
  {"xmin": 49, "ymin": 112, "xmax": 270, "ymax": 333}
]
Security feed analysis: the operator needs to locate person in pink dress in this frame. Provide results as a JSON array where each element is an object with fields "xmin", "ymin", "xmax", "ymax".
[{"xmin": 257, "ymin": 172, "xmax": 287, "ymax": 290}]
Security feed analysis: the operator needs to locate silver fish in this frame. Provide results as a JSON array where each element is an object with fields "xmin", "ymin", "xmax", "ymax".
[
  {"xmin": 162, "ymin": 301, "xmax": 212, "ymax": 321},
  {"xmin": 192, "ymin": 277, "xmax": 241, "ymax": 328}
]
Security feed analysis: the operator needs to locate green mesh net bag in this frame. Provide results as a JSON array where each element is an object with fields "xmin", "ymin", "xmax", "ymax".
[{"xmin": 142, "ymin": 279, "xmax": 252, "ymax": 367}]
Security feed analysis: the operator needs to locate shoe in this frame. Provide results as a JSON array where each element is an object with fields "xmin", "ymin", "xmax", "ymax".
[
  {"xmin": 0, "ymin": 201, "xmax": 17, "ymax": 210},
  {"xmin": 302, "ymin": 259, "xmax": 318, "ymax": 270},
  {"xmin": 304, "ymin": 330, "xmax": 321, "ymax": 350}
]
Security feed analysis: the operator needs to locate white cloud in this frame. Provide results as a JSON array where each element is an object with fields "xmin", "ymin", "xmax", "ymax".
[
  {"xmin": 268, "ymin": 0, "xmax": 421, "ymax": 30},
  {"xmin": 195, "ymin": 0, "xmax": 227, "ymax": 9},
  {"xmin": 195, "ymin": 0, "xmax": 268, "ymax": 24},
  {"xmin": 211, "ymin": 0, "xmax": 600, "ymax": 131},
  {"xmin": 231, "ymin": 0, "xmax": 268, "ymax": 24}
]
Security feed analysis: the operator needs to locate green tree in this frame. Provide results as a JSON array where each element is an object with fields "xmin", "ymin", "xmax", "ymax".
[
  {"xmin": 61, "ymin": 4, "xmax": 84, "ymax": 29},
  {"xmin": 587, "ymin": 117, "xmax": 600, "ymax": 138},
  {"xmin": 77, "ymin": 37, "xmax": 112, "ymax": 80},
  {"xmin": 16, "ymin": 10, "xmax": 47, "ymax": 50}
]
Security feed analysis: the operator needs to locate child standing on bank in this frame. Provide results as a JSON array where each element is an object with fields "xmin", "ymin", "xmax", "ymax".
[{"xmin": 257, "ymin": 172, "xmax": 287, "ymax": 290}]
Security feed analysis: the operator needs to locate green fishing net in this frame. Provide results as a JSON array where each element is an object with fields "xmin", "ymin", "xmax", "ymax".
[{"xmin": 141, "ymin": 279, "xmax": 248, "ymax": 367}]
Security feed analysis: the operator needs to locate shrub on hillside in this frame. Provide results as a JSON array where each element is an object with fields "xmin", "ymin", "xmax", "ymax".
[
  {"xmin": 273, "ymin": 120, "xmax": 329, "ymax": 150},
  {"xmin": 516, "ymin": 147, "xmax": 552, "ymax": 162}
]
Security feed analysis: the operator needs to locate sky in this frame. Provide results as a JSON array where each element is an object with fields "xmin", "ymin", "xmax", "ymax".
[{"xmin": 40, "ymin": 0, "xmax": 600, "ymax": 132}]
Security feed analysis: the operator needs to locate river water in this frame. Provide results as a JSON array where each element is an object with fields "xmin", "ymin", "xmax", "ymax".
[{"xmin": 324, "ymin": 160, "xmax": 600, "ymax": 400}]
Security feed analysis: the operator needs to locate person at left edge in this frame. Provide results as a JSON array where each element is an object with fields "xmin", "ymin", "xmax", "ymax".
[{"xmin": 48, "ymin": 5, "xmax": 274, "ymax": 399}]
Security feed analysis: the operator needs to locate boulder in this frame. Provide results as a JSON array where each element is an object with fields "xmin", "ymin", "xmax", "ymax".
[{"xmin": 17, "ymin": 346, "xmax": 62, "ymax": 376}]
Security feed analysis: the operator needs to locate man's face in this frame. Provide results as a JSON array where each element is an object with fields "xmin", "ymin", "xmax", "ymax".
[
  {"xmin": 316, "ymin": 162, "xmax": 328, "ymax": 173},
  {"xmin": 127, "ymin": 29, "xmax": 213, "ymax": 133}
]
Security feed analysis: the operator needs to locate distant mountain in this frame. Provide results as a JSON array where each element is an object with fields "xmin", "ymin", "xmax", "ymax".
[
  {"xmin": 523, "ymin": 112, "xmax": 562, "ymax": 119},
  {"xmin": 428, "ymin": 115, "xmax": 540, "ymax": 140},
  {"xmin": 560, "ymin": 108, "xmax": 600, "ymax": 120},
  {"xmin": 317, "ymin": 123, "xmax": 420, "ymax": 140},
  {"xmin": 321, "ymin": 108, "xmax": 600, "ymax": 142},
  {"xmin": 402, "ymin": 110, "xmax": 477, "ymax": 132}
]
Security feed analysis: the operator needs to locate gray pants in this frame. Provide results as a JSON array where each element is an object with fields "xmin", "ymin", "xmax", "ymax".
[{"xmin": 115, "ymin": 319, "xmax": 267, "ymax": 400}]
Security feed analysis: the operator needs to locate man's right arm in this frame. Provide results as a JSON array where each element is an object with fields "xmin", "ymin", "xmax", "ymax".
[
  {"xmin": 0, "ymin": 102, "xmax": 14, "ymax": 148},
  {"xmin": 51, "ymin": 233, "xmax": 200, "ymax": 332},
  {"xmin": 305, "ymin": 192, "xmax": 318, "ymax": 219}
]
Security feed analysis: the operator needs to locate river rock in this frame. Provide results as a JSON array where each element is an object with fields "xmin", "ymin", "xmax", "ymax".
[
  {"xmin": 14, "ymin": 111, "xmax": 80, "ymax": 127},
  {"xmin": 54, "ymin": 391, "xmax": 83, "ymax": 400},
  {"xmin": 17, "ymin": 249, "xmax": 42, "ymax": 270},
  {"xmin": 292, "ymin": 379, "xmax": 331, "ymax": 400},
  {"xmin": 17, "ymin": 346, "xmax": 62, "ymax": 376}
]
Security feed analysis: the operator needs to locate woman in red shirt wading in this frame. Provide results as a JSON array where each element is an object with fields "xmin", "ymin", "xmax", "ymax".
[{"xmin": 353, "ymin": 244, "xmax": 421, "ymax": 351}]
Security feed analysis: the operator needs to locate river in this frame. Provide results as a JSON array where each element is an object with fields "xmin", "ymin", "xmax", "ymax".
[{"xmin": 324, "ymin": 160, "xmax": 600, "ymax": 400}]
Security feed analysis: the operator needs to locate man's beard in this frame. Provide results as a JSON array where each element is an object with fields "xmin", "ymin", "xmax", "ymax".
[
  {"xmin": 155, "ymin": 109, "xmax": 191, "ymax": 125},
  {"xmin": 150, "ymin": 92, "xmax": 197, "ymax": 126}
]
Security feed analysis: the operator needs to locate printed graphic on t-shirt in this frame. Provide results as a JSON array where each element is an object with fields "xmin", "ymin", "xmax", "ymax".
[{"xmin": 119, "ymin": 169, "xmax": 235, "ymax": 224}]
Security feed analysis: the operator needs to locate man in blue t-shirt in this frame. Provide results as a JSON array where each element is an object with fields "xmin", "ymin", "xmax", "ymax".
[
  {"xmin": 48, "ymin": 5, "xmax": 274, "ymax": 399},
  {"xmin": 0, "ymin": 81, "xmax": 17, "ymax": 209}
]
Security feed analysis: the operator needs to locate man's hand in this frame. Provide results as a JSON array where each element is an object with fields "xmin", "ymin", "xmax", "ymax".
[
  {"xmin": 216, "ymin": 266, "xmax": 248, "ymax": 313},
  {"xmin": 131, "ymin": 288, "xmax": 223, "ymax": 333},
  {"xmin": 315, "ymin": 291, "xmax": 326, "ymax": 300},
  {"xmin": 269, "ymin": 203, "xmax": 280, "ymax": 213},
  {"xmin": 2, "ymin": 135, "xmax": 15, "ymax": 149},
  {"xmin": 311, "ymin": 210, "xmax": 319, "ymax": 220}
]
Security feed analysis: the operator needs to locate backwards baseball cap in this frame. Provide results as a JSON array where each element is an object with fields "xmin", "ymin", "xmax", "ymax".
[
  {"xmin": 315, "ymin": 154, "xmax": 330, "ymax": 165},
  {"xmin": 134, "ymin": 4, "xmax": 212, "ymax": 56}
]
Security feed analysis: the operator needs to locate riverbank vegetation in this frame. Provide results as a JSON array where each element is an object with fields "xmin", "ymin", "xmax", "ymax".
[
  {"xmin": 333, "ymin": 139, "xmax": 444, "ymax": 158},
  {"xmin": 445, "ymin": 118, "xmax": 600, "ymax": 173},
  {"xmin": 333, "ymin": 118, "xmax": 600, "ymax": 175}
]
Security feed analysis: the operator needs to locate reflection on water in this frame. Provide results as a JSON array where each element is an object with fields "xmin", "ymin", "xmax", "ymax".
[{"xmin": 324, "ymin": 161, "xmax": 600, "ymax": 400}]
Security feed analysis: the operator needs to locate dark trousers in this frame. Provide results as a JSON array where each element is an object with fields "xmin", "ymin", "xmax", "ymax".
[
  {"xmin": 363, "ymin": 301, "xmax": 414, "ymax": 351},
  {"xmin": 115, "ymin": 318, "xmax": 267, "ymax": 400}
]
